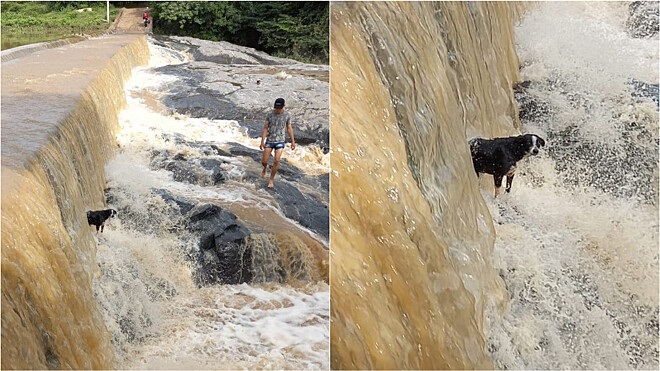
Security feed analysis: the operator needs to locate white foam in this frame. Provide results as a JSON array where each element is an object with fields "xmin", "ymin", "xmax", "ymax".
[
  {"xmin": 120, "ymin": 283, "xmax": 329, "ymax": 370},
  {"xmin": 486, "ymin": 3, "xmax": 659, "ymax": 369},
  {"xmin": 98, "ymin": 38, "xmax": 329, "ymax": 369},
  {"xmin": 516, "ymin": 2, "xmax": 659, "ymax": 143}
]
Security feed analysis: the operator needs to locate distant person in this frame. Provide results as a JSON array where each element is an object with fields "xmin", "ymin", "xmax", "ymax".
[
  {"xmin": 143, "ymin": 11, "xmax": 149, "ymax": 27},
  {"xmin": 260, "ymin": 98, "xmax": 296, "ymax": 189}
]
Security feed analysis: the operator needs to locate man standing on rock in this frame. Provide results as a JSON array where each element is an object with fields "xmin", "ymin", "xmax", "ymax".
[{"xmin": 260, "ymin": 97, "xmax": 296, "ymax": 189}]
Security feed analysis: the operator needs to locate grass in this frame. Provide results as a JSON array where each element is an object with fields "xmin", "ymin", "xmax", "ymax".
[{"xmin": 1, "ymin": 2, "xmax": 120, "ymax": 49}]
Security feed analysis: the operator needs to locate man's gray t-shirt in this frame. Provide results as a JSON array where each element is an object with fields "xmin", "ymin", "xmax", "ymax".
[{"xmin": 265, "ymin": 110, "xmax": 291, "ymax": 143}]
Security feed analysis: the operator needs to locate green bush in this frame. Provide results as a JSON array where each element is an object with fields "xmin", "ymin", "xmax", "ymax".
[{"xmin": 1, "ymin": 1, "xmax": 118, "ymax": 32}]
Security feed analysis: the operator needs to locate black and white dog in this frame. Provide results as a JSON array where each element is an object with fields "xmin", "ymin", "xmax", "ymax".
[
  {"xmin": 86, "ymin": 209, "xmax": 117, "ymax": 234},
  {"xmin": 468, "ymin": 134, "xmax": 545, "ymax": 197}
]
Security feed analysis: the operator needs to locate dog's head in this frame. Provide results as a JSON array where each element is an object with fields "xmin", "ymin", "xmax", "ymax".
[
  {"xmin": 109, "ymin": 209, "xmax": 117, "ymax": 218},
  {"xmin": 525, "ymin": 134, "xmax": 545, "ymax": 156}
]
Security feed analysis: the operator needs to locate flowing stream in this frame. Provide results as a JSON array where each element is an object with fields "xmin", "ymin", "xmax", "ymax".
[
  {"xmin": 97, "ymin": 38, "xmax": 329, "ymax": 369},
  {"xmin": 329, "ymin": 2, "xmax": 657, "ymax": 370}
]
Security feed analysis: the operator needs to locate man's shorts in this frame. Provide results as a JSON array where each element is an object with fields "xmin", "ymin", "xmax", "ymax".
[{"xmin": 265, "ymin": 141, "xmax": 285, "ymax": 149}]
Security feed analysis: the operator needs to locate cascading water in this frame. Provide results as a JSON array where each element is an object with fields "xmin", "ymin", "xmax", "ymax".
[
  {"xmin": 329, "ymin": 1, "xmax": 657, "ymax": 370},
  {"xmin": 95, "ymin": 37, "xmax": 329, "ymax": 369},
  {"xmin": 330, "ymin": 2, "xmax": 522, "ymax": 369},
  {"xmin": 486, "ymin": 2, "xmax": 659, "ymax": 369},
  {"xmin": 2, "ymin": 31, "xmax": 328, "ymax": 369},
  {"xmin": 1, "ymin": 34, "xmax": 149, "ymax": 370}
]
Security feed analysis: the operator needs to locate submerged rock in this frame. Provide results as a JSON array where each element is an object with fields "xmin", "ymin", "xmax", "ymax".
[
  {"xmin": 269, "ymin": 181, "xmax": 330, "ymax": 240},
  {"xmin": 153, "ymin": 188, "xmax": 196, "ymax": 215},
  {"xmin": 627, "ymin": 1, "xmax": 659, "ymax": 38},
  {"xmin": 150, "ymin": 149, "xmax": 228, "ymax": 186}
]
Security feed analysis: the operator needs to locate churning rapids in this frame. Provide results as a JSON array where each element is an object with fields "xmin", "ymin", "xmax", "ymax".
[
  {"xmin": 96, "ymin": 37, "xmax": 330, "ymax": 369},
  {"xmin": 487, "ymin": 2, "xmax": 658, "ymax": 369},
  {"xmin": 329, "ymin": 2, "xmax": 657, "ymax": 370},
  {"xmin": 1, "ymin": 31, "xmax": 328, "ymax": 368}
]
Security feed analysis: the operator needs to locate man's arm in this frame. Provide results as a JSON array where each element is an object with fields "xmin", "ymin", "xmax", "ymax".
[
  {"xmin": 260, "ymin": 123, "xmax": 269, "ymax": 151},
  {"xmin": 287, "ymin": 123, "xmax": 296, "ymax": 150}
]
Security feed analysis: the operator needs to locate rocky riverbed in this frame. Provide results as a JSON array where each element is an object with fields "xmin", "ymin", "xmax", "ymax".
[{"xmin": 108, "ymin": 35, "xmax": 329, "ymax": 288}]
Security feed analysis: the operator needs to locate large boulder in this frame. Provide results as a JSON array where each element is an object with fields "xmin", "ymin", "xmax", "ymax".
[{"xmin": 187, "ymin": 204, "xmax": 253, "ymax": 285}]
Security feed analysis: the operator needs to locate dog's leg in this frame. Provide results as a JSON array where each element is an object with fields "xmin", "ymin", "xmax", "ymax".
[
  {"xmin": 506, "ymin": 174, "xmax": 515, "ymax": 193},
  {"xmin": 493, "ymin": 175, "xmax": 504, "ymax": 198},
  {"xmin": 505, "ymin": 167, "xmax": 516, "ymax": 193},
  {"xmin": 100, "ymin": 223, "xmax": 104, "ymax": 233}
]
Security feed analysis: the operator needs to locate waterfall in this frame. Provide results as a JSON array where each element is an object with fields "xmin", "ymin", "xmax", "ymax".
[
  {"xmin": 1, "ymin": 35, "xmax": 150, "ymax": 369},
  {"xmin": 2, "ymin": 31, "xmax": 331, "ymax": 369},
  {"xmin": 330, "ymin": 2, "xmax": 522, "ymax": 369},
  {"xmin": 330, "ymin": 1, "xmax": 658, "ymax": 370}
]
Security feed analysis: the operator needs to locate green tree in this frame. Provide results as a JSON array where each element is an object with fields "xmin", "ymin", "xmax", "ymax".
[{"xmin": 151, "ymin": 1, "xmax": 328, "ymax": 64}]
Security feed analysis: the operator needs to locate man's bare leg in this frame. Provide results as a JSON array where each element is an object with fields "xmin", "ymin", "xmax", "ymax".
[
  {"xmin": 268, "ymin": 148, "xmax": 284, "ymax": 188},
  {"xmin": 261, "ymin": 147, "xmax": 273, "ymax": 178}
]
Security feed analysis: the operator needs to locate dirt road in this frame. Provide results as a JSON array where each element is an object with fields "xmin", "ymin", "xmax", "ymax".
[{"xmin": 110, "ymin": 7, "xmax": 151, "ymax": 34}]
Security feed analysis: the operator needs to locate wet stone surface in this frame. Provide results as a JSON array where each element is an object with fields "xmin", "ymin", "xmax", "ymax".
[
  {"xmin": 149, "ymin": 140, "xmax": 330, "ymax": 239},
  {"xmin": 141, "ymin": 36, "xmax": 329, "ymax": 287},
  {"xmin": 152, "ymin": 35, "xmax": 329, "ymax": 149},
  {"xmin": 627, "ymin": 1, "xmax": 660, "ymax": 38}
]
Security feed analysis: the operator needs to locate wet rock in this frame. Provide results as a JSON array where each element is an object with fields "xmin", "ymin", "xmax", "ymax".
[
  {"xmin": 160, "ymin": 132, "xmax": 189, "ymax": 146},
  {"xmin": 317, "ymin": 173, "xmax": 329, "ymax": 193},
  {"xmin": 226, "ymin": 142, "xmax": 261, "ymax": 159},
  {"xmin": 163, "ymin": 86, "xmax": 238, "ymax": 120},
  {"xmin": 165, "ymin": 160, "xmax": 200, "ymax": 184},
  {"xmin": 152, "ymin": 188, "xmax": 195, "ymax": 215},
  {"xmin": 187, "ymin": 204, "xmax": 253, "ymax": 285},
  {"xmin": 199, "ymin": 158, "xmax": 228, "ymax": 184},
  {"xmin": 270, "ymin": 181, "xmax": 329, "ymax": 239},
  {"xmin": 228, "ymin": 143, "xmax": 304, "ymax": 181},
  {"xmin": 151, "ymin": 150, "xmax": 228, "ymax": 186},
  {"xmin": 165, "ymin": 36, "xmax": 295, "ymax": 66},
  {"xmin": 153, "ymin": 36, "xmax": 329, "ymax": 149},
  {"xmin": 209, "ymin": 144, "xmax": 233, "ymax": 157},
  {"xmin": 627, "ymin": 1, "xmax": 659, "ymax": 38},
  {"xmin": 513, "ymin": 80, "xmax": 551, "ymax": 123},
  {"xmin": 628, "ymin": 79, "xmax": 659, "ymax": 108}
]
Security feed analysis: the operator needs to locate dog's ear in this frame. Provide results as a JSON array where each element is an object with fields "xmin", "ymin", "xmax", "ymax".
[{"xmin": 536, "ymin": 135, "xmax": 546, "ymax": 147}]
